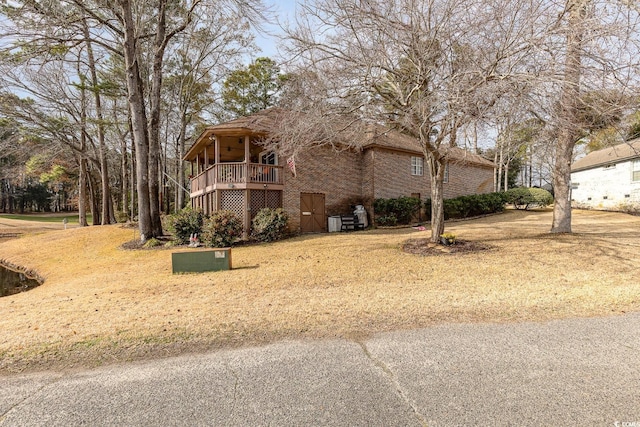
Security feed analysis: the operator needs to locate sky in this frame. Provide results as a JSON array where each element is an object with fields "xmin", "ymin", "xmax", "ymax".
[{"xmin": 253, "ymin": 0, "xmax": 299, "ymax": 59}]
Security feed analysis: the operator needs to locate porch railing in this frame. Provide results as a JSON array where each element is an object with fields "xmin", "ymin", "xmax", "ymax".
[{"xmin": 190, "ymin": 162, "xmax": 283, "ymax": 193}]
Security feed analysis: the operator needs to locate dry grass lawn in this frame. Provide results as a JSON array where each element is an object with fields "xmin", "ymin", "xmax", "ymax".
[{"xmin": 1, "ymin": 208, "xmax": 639, "ymax": 373}]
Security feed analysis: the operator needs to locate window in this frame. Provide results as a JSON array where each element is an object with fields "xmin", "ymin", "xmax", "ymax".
[
  {"xmin": 411, "ymin": 156, "xmax": 423, "ymax": 176},
  {"xmin": 633, "ymin": 160, "xmax": 640, "ymax": 182},
  {"xmin": 443, "ymin": 164, "xmax": 449, "ymax": 183}
]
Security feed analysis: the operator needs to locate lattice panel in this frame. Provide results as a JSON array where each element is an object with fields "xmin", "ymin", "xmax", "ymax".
[
  {"xmin": 220, "ymin": 190, "xmax": 245, "ymax": 221},
  {"xmin": 250, "ymin": 190, "xmax": 266, "ymax": 219},
  {"xmin": 266, "ymin": 190, "xmax": 282, "ymax": 209}
]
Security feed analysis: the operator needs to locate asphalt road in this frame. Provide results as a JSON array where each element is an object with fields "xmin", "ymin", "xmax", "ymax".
[{"xmin": 1, "ymin": 313, "xmax": 639, "ymax": 426}]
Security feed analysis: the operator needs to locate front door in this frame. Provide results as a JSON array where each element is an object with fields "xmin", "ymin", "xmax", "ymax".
[{"xmin": 300, "ymin": 193, "xmax": 326, "ymax": 233}]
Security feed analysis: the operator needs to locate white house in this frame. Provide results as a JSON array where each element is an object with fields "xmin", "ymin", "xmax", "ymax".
[{"xmin": 570, "ymin": 139, "xmax": 640, "ymax": 212}]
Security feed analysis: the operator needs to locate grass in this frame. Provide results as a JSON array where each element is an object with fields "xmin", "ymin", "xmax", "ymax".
[
  {"xmin": 1, "ymin": 208, "xmax": 639, "ymax": 373},
  {"xmin": 0, "ymin": 212, "xmax": 92, "ymax": 223}
]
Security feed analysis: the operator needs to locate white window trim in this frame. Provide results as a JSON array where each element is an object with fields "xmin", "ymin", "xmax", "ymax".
[
  {"xmin": 411, "ymin": 156, "xmax": 423, "ymax": 176},
  {"xmin": 632, "ymin": 159, "xmax": 640, "ymax": 182}
]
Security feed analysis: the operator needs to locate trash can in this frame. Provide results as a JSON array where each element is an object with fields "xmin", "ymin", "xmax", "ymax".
[{"xmin": 328, "ymin": 215, "xmax": 342, "ymax": 232}]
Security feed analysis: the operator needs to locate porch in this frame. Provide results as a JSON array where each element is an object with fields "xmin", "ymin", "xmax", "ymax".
[
  {"xmin": 190, "ymin": 162, "xmax": 284, "ymax": 195},
  {"xmin": 184, "ymin": 124, "xmax": 285, "ymax": 235}
]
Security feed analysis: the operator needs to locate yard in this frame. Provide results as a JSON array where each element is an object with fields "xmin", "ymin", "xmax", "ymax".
[{"xmin": 1, "ymin": 209, "xmax": 639, "ymax": 373}]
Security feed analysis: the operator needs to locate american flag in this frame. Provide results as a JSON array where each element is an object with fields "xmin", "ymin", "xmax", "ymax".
[{"xmin": 287, "ymin": 156, "xmax": 296, "ymax": 177}]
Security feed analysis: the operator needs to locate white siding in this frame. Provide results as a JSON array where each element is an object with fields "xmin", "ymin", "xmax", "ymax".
[{"xmin": 571, "ymin": 158, "xmax": 640, "ymax": 210}]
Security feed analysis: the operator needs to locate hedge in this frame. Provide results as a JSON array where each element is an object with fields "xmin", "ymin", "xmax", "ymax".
[
  {"xmin": 425, "ymin": 192, "xmax": 508, "ymax": 220},
  {"xmin": 373, "ymin": 196, "xmax": 422, "ymax": 225},
  {"xmin": 504, "ymin": 187, "xmax": 554, "ymax": 210}
]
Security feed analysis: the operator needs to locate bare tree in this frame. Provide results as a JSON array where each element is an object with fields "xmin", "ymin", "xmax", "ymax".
[
  {"xmin": 277, "ymin": 0, "xmax": 539, "ymax": 242},
  {"xmin": 0, "ymin": 0, "xmax": 268, "ymax": 241},
  {"xmin": 163, "ymin": 13, "xmax": 253, "ymax": 211},
  {"xmin": 536, "ymin": 0, "xmax": 640, "ymax": 233}
]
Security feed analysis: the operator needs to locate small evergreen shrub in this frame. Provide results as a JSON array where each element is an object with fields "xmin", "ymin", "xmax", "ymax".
[
  {"xmin": 376, "ymin": 213, "xmax": 398, "ymax": 226},
  {"xmin": 251, "ymin": 208, "xmax": 289, "ymax": 242},
  {"xmin": 373, "ymin": 196, "xmax": 422, "ymax": 225},
  {"xmin": 505, "ymin": 187, "xmax": 554, "ymax": 210},
  {"xmin": 143, "ymin": 237, "xmax": 162, "ymax": 248},
  {"xmin": 167, "ymin": 208, "xmax": 204, "ymax": 245},
  {"xmin": 425, "ymin": 192, "xmax": 508, "ymax": 220},
  {"xmin": 201, "ymin": 210, "xmax": 243, "ymax": 247}
]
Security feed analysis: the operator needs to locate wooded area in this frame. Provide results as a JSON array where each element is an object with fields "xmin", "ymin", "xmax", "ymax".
[{"xmin": 1, "ymin": 0, "xmax": 639, "ymax": 241}]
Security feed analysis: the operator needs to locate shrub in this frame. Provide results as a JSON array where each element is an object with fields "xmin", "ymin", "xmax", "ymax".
[
  {"xmin": 505, "ymin": 187, "xmax": 554, "ymax": 210},
  {"xmin": 201, "ymin": 210, "xmax": 243, "ymax": 247},
  {"xmin": 115, "ymin": 210, "xmax": 129, "ymax": 223},
  {"xmin": 251, "ymin": 208, "xmax": 289, "ymax": 242},
  {"xmin": 143, "ymin": 237, "xmax": 162, "ymax": 249},
  {"xmin": 425, "ymin": 192, "xmax": 508, "ymax": 220},
  {"xmin": 376, "ymin": 213, "xmax": 398, "ymax": 226},
  {"xmin": 167, "ymin": 208, "xmax": 204, "ymax": 245},
  {"xmin": 373, "ymin": 196, "xmax": 421, "ymax": 225}
]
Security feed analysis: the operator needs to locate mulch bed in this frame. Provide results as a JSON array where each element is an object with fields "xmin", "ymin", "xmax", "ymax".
[{"xmin": 402, "ymin": 238, "xmax": 493, "ymax": 256}]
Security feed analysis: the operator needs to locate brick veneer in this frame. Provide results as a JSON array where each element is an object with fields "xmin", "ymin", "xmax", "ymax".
[
  {"xmin": 281, "ymin": 144, "xmax": 495, "ymax": 233},
  {"xmin": 283, "ymin": 145, "xmax": 364, "ymax": 232}
]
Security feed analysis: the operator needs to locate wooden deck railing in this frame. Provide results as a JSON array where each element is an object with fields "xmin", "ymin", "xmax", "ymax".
[{"xmin": 190, "ymin": 163, "xmax": 283, "ymax": 193}]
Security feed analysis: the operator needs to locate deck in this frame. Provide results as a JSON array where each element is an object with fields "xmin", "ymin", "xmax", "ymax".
[{"xmin": 190, "ymin": 162, "xmax": 284, "ymax": 195}]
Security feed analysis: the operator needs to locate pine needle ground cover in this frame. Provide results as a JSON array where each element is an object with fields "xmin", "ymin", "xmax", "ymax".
[{"xmin": 1, "ymin": 209, "xmax": 639, "ymax": 373}]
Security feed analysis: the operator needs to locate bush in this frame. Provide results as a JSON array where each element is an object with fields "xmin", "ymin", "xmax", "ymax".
[
  {"xmin": 251, "ymin": 208, "xmax": 289, "ymax": 242},
  {"xmin": 425, "ymin": 192, "xmax": 508, "ymax": 220},
  {"xmin": 373, "ymin": 196, "xmax": 422, "ymax": 225},
  {"xmin": 143, "ymin": 237, "xmax": 162, "ymax": 249},
  {"xmin": 201, "ymin": 210, "xmax": 243, "ymax": 247},
  {"xmin": 505, "ymin": 187, "xmax": 554, "ymax": 210},
  {"xmin": 376, "ymin": 213, "xmax": 398, "ymax": 226},
  {"xmin": 167, "ymin": 208, "xmax": 204, "ymax": 245},
  {"xmin": 115, "ymin": 210, "xmax": 129, "ymax": 223}
]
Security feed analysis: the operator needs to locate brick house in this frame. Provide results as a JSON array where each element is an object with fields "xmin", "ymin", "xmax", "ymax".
[
  {"xmin": 571, "ymin": 139, "xmax": 640, "ymax": 212},
  {"xmin": 184, "ymin": 109, "xmax": 496, "ymax": 233}
]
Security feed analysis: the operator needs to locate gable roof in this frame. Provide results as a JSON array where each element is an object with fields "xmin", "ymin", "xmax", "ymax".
[
  {"xmin": 364, "ymin": 126, "xmax": 495, "ymax": 168},
  {"xmin": 571, "ymin": 139, "xmax": 640, "ymax": 172},
  {"xmin": 185, "ymin": 108, "xmax": 495, "ymax": 168}
]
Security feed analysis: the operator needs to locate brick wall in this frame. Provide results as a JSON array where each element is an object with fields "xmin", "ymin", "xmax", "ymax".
[
  {"xmin": 281, "ymin": 145, "xmax": 495, "ymax": 232},
  {"xmin": 369, "ymin": 148, "xmax": 494, "ymax": 200},
  {"xmin": 282, "ymin": 146, "xmax": 364, "ymax": 232},
  {"xmin": 443, "ymin": 162, "xmax": 495, "ymax": 199},
  {"xmin": 368, "ymin": 148, "xmax": 431, "ymax": 200}
]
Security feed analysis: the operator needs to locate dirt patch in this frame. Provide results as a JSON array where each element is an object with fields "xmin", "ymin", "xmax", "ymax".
[
  {"xmin": 402, "ymin": 238, "xmax": 493, "ymax": 255},
  {"xmin": 120, "ymin": 236, "xmax": 174, "ymax": 250}
]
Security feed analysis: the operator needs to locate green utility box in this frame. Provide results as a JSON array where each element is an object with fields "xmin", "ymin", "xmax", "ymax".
[{"xmin": 171, "ymin": 248, "xmax": 232, "ymax": 273}]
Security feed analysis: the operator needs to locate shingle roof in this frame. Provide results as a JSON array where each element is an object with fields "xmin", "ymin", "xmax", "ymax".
[
  {"xmin": 571, "ymin": 139, "xmax": 640, "ymax": 172},
  {"xmin": 365, "ymin": 125, "xmax": 496, "ymax": 168},
  {"xmin": 185, "ymin": 108, "xmax": 496, "ymax": 168}
]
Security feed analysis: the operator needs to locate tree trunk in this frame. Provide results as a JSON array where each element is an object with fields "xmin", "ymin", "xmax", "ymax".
[
  {"xmin": 551, "ymin": 0, "xmax": 587, "ymax": 233},
  {"xmin": 552, "ymin": 128, "xmax": 574, "ymax": 232},
  {"xmin": 426, "ymin": 153, "xmax": 446, "ymax": 243},
  {"xmin": 497, "ymin": 143, "xmax": 504, "ymax": 192},
  {"xmin": 121, "ymin": 135, "xmax": 129, "ymax": 221},
  {"xmin": 504, "ymin": 160, "xmax": 510, "ymax": 191},
  {"xmin": 176, "ymin": 121, "xmax": 187, "ymax": 210},
  {"xmin": 147, "ymin": 0, "xmax": 169, "ymax": 236},
  {"xmin": 83, "ymin": 20, "xmax": 114, "ymax": 226},
  {"xmin": 120, "ymin": 0, "xmax": 153, "ymax": 241},
  {"xmin": 78, "ymin": 157, "xmax": 89, "ymax": 226},
  {"xmin": 88, "ymin": 169, "xmax": 100, "ymax": 225},
  {"xmin": 78, "ymin": 70, "xmax": 89, "ymax": 227}
]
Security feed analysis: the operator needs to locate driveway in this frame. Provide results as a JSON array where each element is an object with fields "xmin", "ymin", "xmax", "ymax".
[{"xmin": 1, "ymin": 313, "xmax": 639, "ymax": 426}]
